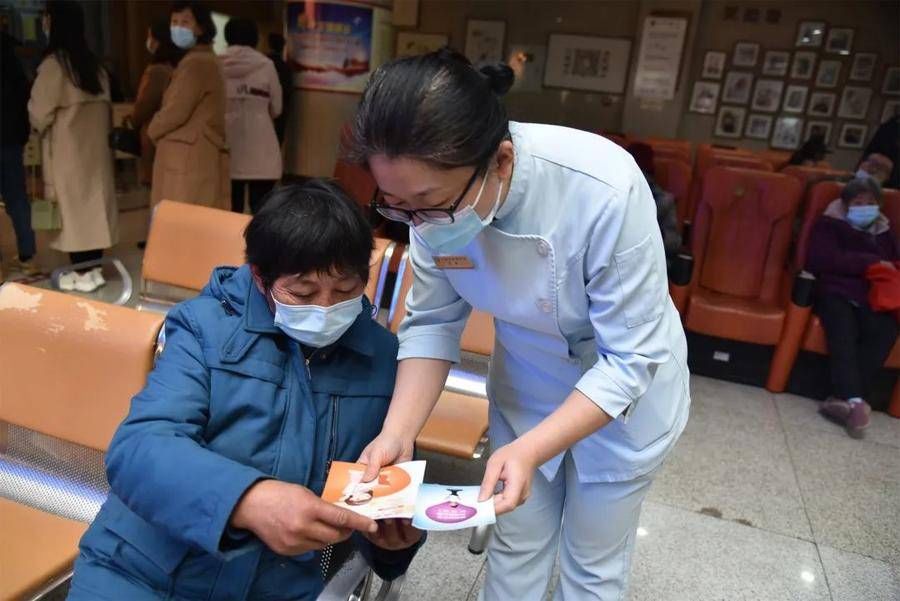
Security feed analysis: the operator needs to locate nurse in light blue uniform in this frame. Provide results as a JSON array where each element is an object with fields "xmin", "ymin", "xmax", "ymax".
[{"xmin": 351, "ymin": 49, "xmax": 690, "ymax": 600}]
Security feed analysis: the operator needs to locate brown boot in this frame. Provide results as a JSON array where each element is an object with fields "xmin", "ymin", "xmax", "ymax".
[
  {"xmin": 10, "ymin": 256, "xmax": 41, "ymax": 276},
  {"xmin": 845, "ymin": 401, "xmax": 871, "ymax": 439},
  {"xmin": 819, "ymin": 397, "xmax": 851, "ymax": 425}
]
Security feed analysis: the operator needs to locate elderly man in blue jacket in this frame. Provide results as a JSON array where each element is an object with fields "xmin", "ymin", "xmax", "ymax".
[{"xmin": 67, "ymin": 181, "xmax": 423, "ymax": 600}]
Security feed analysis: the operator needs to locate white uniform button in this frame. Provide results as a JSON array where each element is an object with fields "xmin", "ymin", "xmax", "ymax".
[
  {"xmin": 537, "ymin": 299, "xmax": 553, "ymax": 313},
  {"xmin": 537, "ymin": 240, "xmax": 550, "ymax": 257}
]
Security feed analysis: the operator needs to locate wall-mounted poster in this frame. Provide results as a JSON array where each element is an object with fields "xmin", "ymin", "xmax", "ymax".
[
  {"xmin": 751, "ymin": 79, "xmax": 784, "ymax": 112},
  {"xmin": 732, "ymin": 41, "xmax": 759, "ymax": 67},
  {"xmin": 815, "ymin": 60, "xmax": 842, "ymax": 88},
  {"xmin": 849, "ymin": 53, "xmax": 877, "ymax": 82},
  {"xmin": 837, "ymin": 86, "xmax": 872, "ymax": 120},
  {"xmin": 396, "ymin": 32, "xmax": 447, "ymax": 58},
  {"xmin": 689, "ymin": 81, "xmax": 720, "ymax": 114},
  {"xmin": 745, "ymin": 114, "xmax": 773, "ymax": 140},
  {"xmin": 838, "ymin": 123, "xmax": 868, "ymax": 149},
  {"xmin": 544, "ymin": 34, "xmax": 632, "ymax": 93},
  {"xmin": 285, "ymin": 1, "xmax": 373, "ymax": 93},
  {"xmin": 825, "ymin": 27, "xmax": 854, "ymax": 55},
  {"xmin": 722, "ymin": 71, "xmax": 754, "ymax": 104},
  {"xmin": 465, "ymin": 19, "xmax": 506, "ymax": 65},
  {"xmin": 702, "ymin": 51, "xmax": 726, "ymax": 79},
  {"xmin": 762, "ymin": 51, "xmax": 790, "ymax": 77},
  {"xmin": 632, "ymin": 16, "xmax": 688, "ymax": 100},
  {"xmin": 771, "ymin": 116, "xmax": 803, "ymax": 149},
  {"xmin": 507, "ymin": 45, "xmax": 547, "ymax": 93},
  {"xmin": 795, "ymin": 21, "xmax": 825, "ymax": 47},
  {"xmin": 790, "ymin": 51, "xmax": 816, "ymax": 80},
  {"xmin": 782, "ymin": 84, "xmax": 809, "ymax": 114},
  {"xmin": 807, "ymin": 92, "xmax": 836, "ymax": 117},
  {"xmin": 715, "ymin": 106, "xmax": 746, "ymax": 138},
  {"xmin": 805, "ymin": 120, "xmax": 832, "ymax": 144}
]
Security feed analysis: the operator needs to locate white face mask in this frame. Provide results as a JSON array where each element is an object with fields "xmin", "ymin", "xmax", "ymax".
[
  {"xmin": 272, "ymin": 293, "xmax": 363, "ymax": 348},
  {"xmin": 414, "ymin": 172, "xmax": 504, "ymax": 254}
]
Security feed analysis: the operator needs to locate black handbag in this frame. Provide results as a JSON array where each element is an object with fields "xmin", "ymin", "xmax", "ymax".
[{"xmin": 108, "ymin": 126, "xmax": 141, "ymax": 157}]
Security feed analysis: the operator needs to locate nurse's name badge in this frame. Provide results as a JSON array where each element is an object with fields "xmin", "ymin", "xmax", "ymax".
[{"xmin": 433, "ymin": 255, "xmax": 475, "ymax": 270}]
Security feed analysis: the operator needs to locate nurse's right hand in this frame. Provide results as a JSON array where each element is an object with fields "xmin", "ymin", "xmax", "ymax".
[
  {"xmin": 230, "ymin": 479, "xmax": 378, "ymax": 556},
  {"xmin": 358, "ymin": 432, "xmax": 416, "ymax": 483}
]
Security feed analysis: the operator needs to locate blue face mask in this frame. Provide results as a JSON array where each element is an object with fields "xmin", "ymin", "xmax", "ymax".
[
  {"xmin": 170, "ymin": 25, "xmax": 196, "ymax": 49},
  {"xmin": 846, "ymin": 205, "xmax": 880, "ymax": 229},
  {"xmin": 272, "ymin": 294, "xmax": 363, "ymax": 348},
  {"xmin": 414, "ymin": 174, "xmax": 504, "ymax": 254}
]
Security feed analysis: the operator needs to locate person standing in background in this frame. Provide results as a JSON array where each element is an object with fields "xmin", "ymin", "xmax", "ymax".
[
  {"xmin": 863, "ymin": 113, "xmax": 899, "ymax": 189},
  {"xmin": 28, "ymin": 0, "xmax": 117, "ymax": 293},
  {"xmin": 222, "ymin": 17, "xmax": 282, "ymax": 214},
  {"xmin": 267, "ymin": 33, "xmax": 292, "ymax": 145},
  {"xmin": 0, "ymin": 32, "xmax": 38, "ymax": 282},
  {"xmin": 128, "ymin": 20, "xmax": 182, "ymax": 187},
  {"xmin": 148, "ymin": 1, "xmax": 229, "ymax": 209}
]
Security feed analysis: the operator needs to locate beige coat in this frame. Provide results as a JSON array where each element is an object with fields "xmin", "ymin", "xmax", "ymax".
[
  {"xmin": 130, "ymin": 63, "xmax": 173, "ymax": 186},
  {"xmin": 28, "ymin": 55, "xmax": 118, "ymax": 253},
  {"xmin": 148, "ymin": 46, "xmax": 229, "ymax": 208}
]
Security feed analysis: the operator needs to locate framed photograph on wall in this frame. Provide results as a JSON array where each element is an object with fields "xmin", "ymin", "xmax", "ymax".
[
  {"xmin": 702, "ymin": 51, "xmax": 726, "ymax": 79},
  {"xmin": 815, "ymin": 60, "xmax": 842, "ymax": 88},
  {"xmin": 396, "ymin": 32, "xmax": 448, "ymax": 58},
  {"xmin": 732, "ymin": 41, "xmax": 760, "ymax": 67},
  {"xmin": 790, "ymin": 51, "xmax": 816, "ymax": 80},
  {"xmin": 721, "ymin": 71, "xmax": 754, "ymax": 104},
  {"xmin": 838, "ymin": 123, "xmax": 868, "ymax": 149},
  {"xmin": 771, "ymin": 116, "xmax": 803, "ymax": 149},
  {"xmin": 805, "ymin": 120, "xmax": 833, "ymax": 144},
  {"xmin": 807, "ymin": 92, "xmax": 836, "ymax": 117},
  {"xmin": 825, "ymin": 27, "xmax": 854, "ymax": 55},
  {"xmin": 464, "ymin": 19, "xmax": 506, "ymax": 65},
  {"xmin": 762, "ymin": 51, "xmax": 790, "ymax": 76},
  {"xmin": 714, "ymin": 106, "xmax": 746, "ymax": 138},
  {"xmin": 751, "ymin": 79, "xmax": 784, "ymax": 112},
  {"xmin": 689, "ymin": 81, "xmax": 720, "ymax": 114},
  {"xmin": 883, "ymin": 100, "xmax": 900, "ymax": 123},
  {"xmin": 883, "ymin": 67, "xmax": 900, "ymax": 95},
  {"xmin": 544, "ymin": 34, "xmax": 632, "ymax": 93},
  {"xmin": 837, "ymin": 86, "xmax": 872, "ymax": 120},
  {"xmin": 782, "ymin": 85, "xmax": 809, "ymax": 114},
  {"xmin": 795, "ymin": 21, "xmax": 826, "ymax": 47},
  {"xmin": 745, "ymin": 114, "xmax": 773, "ymax": 140},
  {"xmin": 849, "ymin": 53, "xmax": 877, "ymax": 82}
]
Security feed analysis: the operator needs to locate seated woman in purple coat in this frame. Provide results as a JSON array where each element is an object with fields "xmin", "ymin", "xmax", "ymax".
[{"xmin": 806, "ymin": 177, "xmax": 899, "ymax": 438}]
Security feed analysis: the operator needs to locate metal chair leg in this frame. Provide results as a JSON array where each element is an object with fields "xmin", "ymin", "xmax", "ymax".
[{"xmin": 468, "ymin": 524, "xmax": 492, "ymax": 555}]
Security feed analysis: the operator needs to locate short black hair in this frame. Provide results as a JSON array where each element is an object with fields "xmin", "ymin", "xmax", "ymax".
[
  {"xmin": 149, "ymin": 18, "xmax": 184, "ymax": 66},
  {"xmin": 245, "ymin": 180, "xmax": 373, "ymax": 289},
  {"xmin": 841, "ymin": 177, "xmax": 882, "ymax": 205},
  {"xmin": 224, "ymin": 17, "xmax": 258, "ymax": 48},
  {"xmin": 171, "ymin": 1, "xmax": 215, "ymax": 45},
  {"xmin": 347, "ymin": 47, "xmax": 514, "ymax": 170}
]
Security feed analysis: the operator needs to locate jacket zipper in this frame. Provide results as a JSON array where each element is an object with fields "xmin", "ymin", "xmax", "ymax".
[{"xmin": 326, "ymin": 395, "xmax": 340, "ymax": 473}]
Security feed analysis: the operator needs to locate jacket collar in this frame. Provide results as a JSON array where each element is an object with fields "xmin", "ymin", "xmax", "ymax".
[
  {"xmin": 494, "ymin": 121, "xmax": 531, "ymax": 225},
  {"xmin": 823, "ymin": 198, "xmax": 890, "ymax": 235},
  {"xmin": 241, "ymin": 282, "xmax": 376, "ymax": 357}
]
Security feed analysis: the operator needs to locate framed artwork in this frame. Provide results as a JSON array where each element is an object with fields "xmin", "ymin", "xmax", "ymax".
[
  {"xmin": 807, "ymin": 92, "xmax": 836, "ymax": 117},
  {"xmin": 396, "ymin": 32, "xmax": 448, "ymax": 58},
  {"xmin": 745, "ymin": 114, "xmax": 773, "ymax": 140},
  {"xmin": 782, "ymin": 84, "xmax": 809, "ymax": 113},
  {"xmin": 883, "ymin": 67, "xmax": 900, "ymax": 95},
  {"xmin": 883, "ymin": 100, "xmax": 900, "ymax": 123},
  {"xmin": 732, "ymin": 41, "xmax": 760, "ymax": 67},
  {"xmin": 762, "ymin": 51, "xmax": 790, "ymax": 77},
  {"xmin": 837, "ymin": 86, "xmax": 872, "ymax": 120},
  {"xmin": 689, "ymin": 81, "xmax": 720, "ymax": 114},
  {"xmin": 714, "ymin": 106, "xmax": 746, "ymax": 138},
  {"xmin": 805, "ymin": 120, "xmax": 833, "ymax": 144},
  {"xmin": 721, "ymin": 71, "xmax": 754, "ymax": 104},
  {"xmin": 771, "ymin": 116, "xmax": 804, "ymax": 149},
  {"xmin": 795, "ymin": 21, "xmax": 826, "ymax": 48},
  {"xmin": 464, "ymin": 19, "xmax": 506, "ymax": 65},
  {"xmin": 751, "ymin": 79, "xmax": 784, "ymax": 112},
  {"xmin": 815, "ymin": 60, "xmax": 842, "ymax": 88},
  {"xmin": 837, "ymin": 123, "xmax": 868, "ymax": 149},
  {"xmin": 825, "ymin": 27, "xmax": 854, "ymax": 55},
  {"xmin": 790, "ymin": 51, "xmax": 816, "ymax": 80},
  {"xmin": 544, "ymin": 34, "xmax": 632, "ymax": 93},
  {"xmin": 702, "ymin": 51, "xmax": 726, "ymax": 79},
  {"xmin": 849, "ymin": 53, "xmax": 877, "ymax": 82}
]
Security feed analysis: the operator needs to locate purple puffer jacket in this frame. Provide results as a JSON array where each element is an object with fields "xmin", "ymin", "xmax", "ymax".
[{"xmin": 805, "ymin": 200, "xmax": 899, "ymax": 307}]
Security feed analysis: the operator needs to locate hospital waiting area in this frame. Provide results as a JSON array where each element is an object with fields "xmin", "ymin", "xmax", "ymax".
[{"xmin": 1, "ymin": 0, "xmax": 899, "ymax": 600}]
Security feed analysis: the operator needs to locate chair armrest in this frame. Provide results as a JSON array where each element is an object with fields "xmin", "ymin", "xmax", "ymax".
[
  {"xmin": 792, "ymin": 271, "xmax": 816, "ymax": 307},
  {"xmin": 669, "ymin": 253, "xmax": 694, "ymax": 286}
]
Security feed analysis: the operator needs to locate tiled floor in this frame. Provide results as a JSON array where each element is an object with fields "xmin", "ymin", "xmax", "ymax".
[{"xmin": 5, "ymin": 202, "xmax": 899, "ymax": 600}]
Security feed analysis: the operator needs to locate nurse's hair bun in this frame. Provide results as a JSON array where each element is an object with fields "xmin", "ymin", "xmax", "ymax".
[{"xmin": 479, "ymin": 63, "xmax": 515, "ymax": 96}]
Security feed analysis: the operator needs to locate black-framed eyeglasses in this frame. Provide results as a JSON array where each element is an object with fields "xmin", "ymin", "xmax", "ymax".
[{"xmin": 370, "ymin": 164, "xmax": 484, "ymax": 225}]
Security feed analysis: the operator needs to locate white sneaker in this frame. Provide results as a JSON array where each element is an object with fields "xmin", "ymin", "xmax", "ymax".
[
  {"xmin": 58, "ymin": 271, "xmax": 77, "ymax": 291},
  {"xmin": 74, "ymin": 271, "xmax": 100, "ymax": 293},
  {"xmin": 90, "ymin": 267, "xmax": 106, "ymax": 288}
]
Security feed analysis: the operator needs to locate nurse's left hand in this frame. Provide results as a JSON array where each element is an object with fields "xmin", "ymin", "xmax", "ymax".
[
  {"xmin": 362, "ymin": 518, "xmax": 423, "ymax": 551},
  {"xmin": 478, "ymin": 441, "xmax": 538, "ymax": 515}
]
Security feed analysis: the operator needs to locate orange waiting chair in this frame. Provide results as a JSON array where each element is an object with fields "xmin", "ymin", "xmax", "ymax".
[
  {"xmin": 670, "ymin": 167, "xmax": 803, "ymax": 385},
  {"xmin": 140, "ymin": 200, "xmax": 398, "ymax": 314},
  {"xmin": 654, "ymin": 157, "xmax": 693, "ymax": 227},
  {"xmin": 642, "ymin": 137, "xmax": 692, "ymax": 163},
  {"xmin": 756, "ymin": 149, "xmax": 793, "ymax": 171},
  {"xmin": 780, "ymin": 164, "xmax": 852, "ymax": 188},
  {"xmin": 0, "ymin": 284, "xmax": 164, "ymax": 600},
  {"xmin": 767, "ymin": 182, "xmax": 900, "ymax": 416},
  {"xmin": 684, "ymin": 151, "xmax": 774, "ymax": 232}
]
